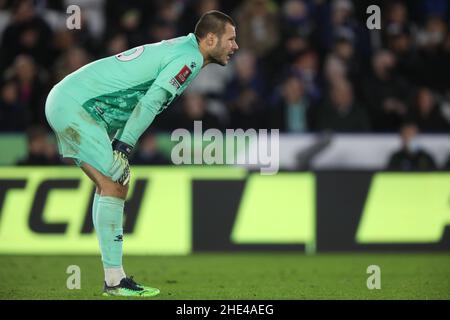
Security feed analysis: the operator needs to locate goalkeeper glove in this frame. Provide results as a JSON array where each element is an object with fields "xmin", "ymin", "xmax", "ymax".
[{"xmin": 109, "ymin": 139, "xmax": 132, "ymax": 185}]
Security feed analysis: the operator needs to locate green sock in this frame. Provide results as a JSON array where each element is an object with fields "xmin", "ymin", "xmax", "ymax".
[
  {"xmin": 92, "ymin": 193, "xmax": 100, "ymax": 231},
  {"xmin": 96, "ymin": 196, "xmax": 124, "ymax": 268}
]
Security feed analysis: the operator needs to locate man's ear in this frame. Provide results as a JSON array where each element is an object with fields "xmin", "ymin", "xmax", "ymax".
[{"xmin": 206, "ymin": 32, "xmax": 217, "ymax": 47}]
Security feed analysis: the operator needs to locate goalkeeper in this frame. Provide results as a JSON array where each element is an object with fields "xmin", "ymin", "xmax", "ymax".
[{"xmin": 45, "ymin": 11, "xmax": 238, "ymax": 297}]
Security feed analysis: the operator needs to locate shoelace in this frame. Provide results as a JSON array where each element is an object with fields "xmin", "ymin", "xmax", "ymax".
[{"xmin": 122, "ymin": 276, "xmax": 144, "ymax": 291}]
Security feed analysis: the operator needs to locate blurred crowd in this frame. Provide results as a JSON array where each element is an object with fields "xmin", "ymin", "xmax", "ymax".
[{"xmin": 0, "ymin": 0, "xmax": 449, "ymax": 169}]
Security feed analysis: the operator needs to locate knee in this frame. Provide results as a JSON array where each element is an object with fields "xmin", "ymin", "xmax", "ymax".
[{"xmin": 100, "ymin": 179, "xmax": 128, "ymax": 200}]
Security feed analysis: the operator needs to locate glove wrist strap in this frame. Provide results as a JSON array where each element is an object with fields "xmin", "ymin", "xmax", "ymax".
[{"xmin": 112, "ymin": 139, "xmax": 133, "ymax": 157}]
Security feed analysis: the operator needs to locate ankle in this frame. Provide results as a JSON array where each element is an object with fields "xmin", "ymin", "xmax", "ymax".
[{"xmin": 104, "ymin": 266, "xmax": 126, "ymax": 286}]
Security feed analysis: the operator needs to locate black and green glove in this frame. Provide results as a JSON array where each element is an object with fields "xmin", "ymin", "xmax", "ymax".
[{"xmin": 109, "ymin": 139, "xmax": 133, "ymax": 185}]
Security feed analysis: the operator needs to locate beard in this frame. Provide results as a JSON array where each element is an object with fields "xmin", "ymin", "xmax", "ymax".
[
  {"xmin": 209, "ymin": 55, "xmax": 226, "ymax": 66},
  {"xmin": 209, "ymin": 40, "xmax": 227, "ymax": 66}
]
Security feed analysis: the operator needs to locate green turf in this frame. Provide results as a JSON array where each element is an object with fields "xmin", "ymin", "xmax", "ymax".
[{"xmin": 0, "ymin": 253, "xmax": 449, "ymax": 300}]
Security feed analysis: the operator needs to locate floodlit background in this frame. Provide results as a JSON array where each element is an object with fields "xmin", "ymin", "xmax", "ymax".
[{"xmin": 0, "ymin": 0, "xmax": 449, "ymax": 299}]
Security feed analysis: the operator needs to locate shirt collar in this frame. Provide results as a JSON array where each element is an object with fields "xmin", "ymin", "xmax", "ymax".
[
  {"xmin": 188, "ymin": 33, "xmax": 203, "ymax": 66},
  {"xmin": 188, "ymin": 33, "xmax": 199, "ymax": 48}
]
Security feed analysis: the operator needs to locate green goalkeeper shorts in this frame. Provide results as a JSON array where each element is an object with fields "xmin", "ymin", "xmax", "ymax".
[{"xmin": 45, "ymin": 87, "xmax": 114, "ymax": 177}]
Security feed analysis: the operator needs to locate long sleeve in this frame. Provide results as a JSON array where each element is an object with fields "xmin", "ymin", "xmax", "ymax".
[
  {"xmin": 118, "ymin": 51, "xmax": 202, "ymax": 147},
  {"xmin": 114, "ymin": 129, "xmax": 124, "ymax": 141},
  {"xmin": 119, "ymin": 85, "xmax": 169, "ymax": 147}
]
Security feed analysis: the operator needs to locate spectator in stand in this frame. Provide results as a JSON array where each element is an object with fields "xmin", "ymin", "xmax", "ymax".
[
  {"xmin": 4, "ymin": 54, "xmax": 48, "ymax": 126},
  {"xmin": 384, "ymin": 1, "xmax": 411, "ymax": 36},
  {"xmin": 16, "ymin": 125, "xmax": 64, "ymax": 165},
  {"xmin": 361, "ymin": 50, "xmax": 411, "ymax": 132},
  {"xmin": 228, "ymin": 88, "xmax": 265, "ymax": 130},
  {"xmin": 291, "ymin": 49, "xmax": 322, "ymax": 103},
  {"xmin": 0, "ymin": 80, "xmax": 29, "ymax": 131},
  {"xmin": 281, "ymin": 0, "xmax": 314, "ymax": 36},
  {"xmin": 130, "ymin": 132, "xmax": 171, "ymax": 165},
  {"xmin": 408, "ymin": 87, "xmax": 450, "ymax": 133},
  {"xmin": 414, "ymin": 15, "xmax": 450, "ymax": 92},
  {"xmin": 0, "ymin": 0, "xmax": 52, "ymax": 70},
  {"xmin": 324, "ymin": 33, "xmax": 360, "ymax": 87},
  {"xmin": 225, "ymin": 50, "xmax": 267, "ymax": 129},
  {"xmin": 0, "ymin": 0, "xmax": 53, "ymax": 72},
  {"xmin": 269, "ymin": 75, "xmax": 312, "ymax": 132},
  {"xmin": 173, "ymin": 92, "xmax": 223, "ymax": 132},
  {"xmin": 316, "ymin": 80, "xmax": 370, "ymax": 132},
  {"xmin": 178, "ymin": 0, "xmax": 220, "ymax": 36},
  {"xmin": 234, "ymin": 0, "xmax": 280, "ymax": 59},
  {"xmin": 387, "ymin": 122, "xmax": 437, "ymax": 171},
  {"xmin": 316, "ymin": 0, "xmax": 369, "ymax": 56},
  {"xmin": 265, "ymin": 29, "xmax": 311, "ymax": 88},
  {"xmin": 225, "ymin": 50, "xmax": 265, "ymax": 102},
  {"xmin": 53, "ymin": 46, "xmax": 91, "ymax": 82},
  {"xmin": 106, "ymin": 8, "xmax": 144, "ymax": 48},
  {"xmin": 104, "ymin": 33, "xmax": 129, "ymax": 56},
  {"xmin": 147, "ymin": 17, "xmax": 177, "ymax": 43},
  {"xmin": 383, "ymin": 2, "xmax": 417, "ymax": 84},
  {"xmin": 385, "ymin": 24, "xmax": 419, "ymax": 86},
  {"xmin": 104, "ymin": 0, "xmax": 155, "ymax": 43}
]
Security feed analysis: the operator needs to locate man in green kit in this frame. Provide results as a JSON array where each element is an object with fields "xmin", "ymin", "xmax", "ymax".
[{"xmin": 45, "ymin": 10, "xmax": 238, "ymax": 297}]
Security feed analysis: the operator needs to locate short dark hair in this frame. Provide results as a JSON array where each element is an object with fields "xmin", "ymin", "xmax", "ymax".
[{"xmin": 194, "ymin": 10, "xmax": 235, "ymax": 39}]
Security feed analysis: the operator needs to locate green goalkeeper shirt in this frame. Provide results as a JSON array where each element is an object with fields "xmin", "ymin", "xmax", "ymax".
[{"xmin": 54, "ymin": 33, "xmax": 204, "ymax": 147}]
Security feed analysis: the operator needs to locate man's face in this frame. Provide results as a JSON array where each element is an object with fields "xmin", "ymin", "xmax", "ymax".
[
  {"xmin": 401, "ymin": 125, "xmax": 418, "ymax": 146},
  {"xmin": 209, "ymin": 23, "xmax": 239, "ymax": 66}
]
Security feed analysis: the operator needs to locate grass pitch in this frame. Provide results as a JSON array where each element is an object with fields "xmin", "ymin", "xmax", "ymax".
[{"xmin": 0, "ymin": 253, "xmax": 449, "ymax": 300}]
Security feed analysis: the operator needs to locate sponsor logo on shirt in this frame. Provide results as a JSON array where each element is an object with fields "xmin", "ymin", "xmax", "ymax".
[{"xmin": 170, "ymin": 77, "xmax": 180, "ymax": 89}]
